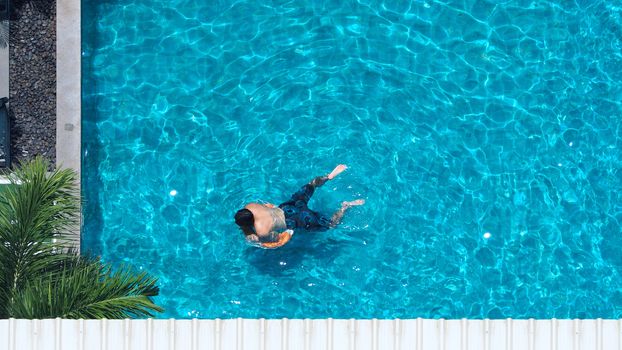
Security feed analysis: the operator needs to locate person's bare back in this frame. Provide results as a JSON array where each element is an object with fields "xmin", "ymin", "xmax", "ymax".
[{"xmin": 243, "ymin": 203, "xmax": 287, "ymax": 238}]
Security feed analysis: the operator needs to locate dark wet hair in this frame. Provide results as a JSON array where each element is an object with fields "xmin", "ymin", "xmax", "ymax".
[{"xmin": 234, "ymin": 209, "xmax": 255, "ymax": 236}]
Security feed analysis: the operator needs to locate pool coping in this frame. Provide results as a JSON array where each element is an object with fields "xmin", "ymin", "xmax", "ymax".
[
  {"xmin": 56, "ymin": 0, "xmax": 81, "ymax": 251},
  {"xmin": 2, "ymin": 318, "xmax": 622, "ymax": 349},
  {"xmin": 0, "ymin": 18, "xmax": 7, "ymax": 101}
]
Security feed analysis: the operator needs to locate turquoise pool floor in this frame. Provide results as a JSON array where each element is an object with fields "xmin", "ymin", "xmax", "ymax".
[{"xmin": 82, "ymin": 0, "xmax": 622, "ymax": 318}]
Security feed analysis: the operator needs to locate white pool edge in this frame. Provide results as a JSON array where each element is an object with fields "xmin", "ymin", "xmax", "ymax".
[
  {"xmin": 1, "ymin": 318, "xmax": 620, "ymax": 349},
  {"xmin": 57, "ymin": 0, "xmax": 81, "ymax": 251}
]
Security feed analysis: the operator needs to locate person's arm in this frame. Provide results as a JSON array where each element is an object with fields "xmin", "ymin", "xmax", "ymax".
[
  {"xmin": 244, "ymin": 233, "xmax": 264, "ymax": 248},
  {"xmin": 260, "ymin": 230, "xmax": 294, "ymax": 249}
]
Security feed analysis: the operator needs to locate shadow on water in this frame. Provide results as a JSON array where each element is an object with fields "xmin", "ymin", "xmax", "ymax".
[{"xmin": 245, "ymin": 229, "xmax": 343, "ymax": 277}]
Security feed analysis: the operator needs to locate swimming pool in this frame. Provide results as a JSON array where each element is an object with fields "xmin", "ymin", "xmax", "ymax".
[{"xmin": 82, "ymin": 0, "xmax": 622, "ymax": 319}]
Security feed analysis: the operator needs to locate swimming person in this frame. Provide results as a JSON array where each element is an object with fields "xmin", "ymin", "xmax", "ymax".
[{"xmin": 234, "ymin": 164, "xmax": 365, "ymax": 248}]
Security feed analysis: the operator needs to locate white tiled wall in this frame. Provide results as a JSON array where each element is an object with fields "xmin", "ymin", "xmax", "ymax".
[{"xmin": 1, "ymin": 318, "xmax": 620, "ymax": 350}]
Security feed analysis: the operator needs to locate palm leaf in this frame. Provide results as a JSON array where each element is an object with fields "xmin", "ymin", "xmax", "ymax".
[
  {"xmin": 0, "ymin": 157, "xmax": 163, "ymax": 319},
  {"xmin": 10, "ymin": 257, "xmax": 163, "ymax": 319},
  {"xmin": 0, "ymin": 157, "xmax": 79, "ymax": 316}
]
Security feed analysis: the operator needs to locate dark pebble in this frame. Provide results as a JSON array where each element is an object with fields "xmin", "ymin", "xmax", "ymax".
[{"xmin": 8, "ymin": 1, "xmax": 56, "ymax": 166}]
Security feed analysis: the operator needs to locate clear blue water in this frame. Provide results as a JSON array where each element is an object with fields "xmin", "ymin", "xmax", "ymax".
[{"xmin": 82, "ymin": 0, "xmax": 622, "ymax": 319}]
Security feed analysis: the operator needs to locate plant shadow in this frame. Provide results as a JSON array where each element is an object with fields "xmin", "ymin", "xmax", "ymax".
[{"xmin": 9, "ymin": 0, "xmax": 54, "ymax": 20}]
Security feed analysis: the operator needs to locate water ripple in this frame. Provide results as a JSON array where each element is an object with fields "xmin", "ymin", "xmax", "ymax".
[{"xmin": 83, "ymin": 0, "xmax": 622, "ymax": 319}]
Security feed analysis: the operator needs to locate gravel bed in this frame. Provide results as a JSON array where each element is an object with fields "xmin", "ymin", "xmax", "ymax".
[{"xmin": 9, "ymin": 0, "xmax": 56, "ymax": 165}]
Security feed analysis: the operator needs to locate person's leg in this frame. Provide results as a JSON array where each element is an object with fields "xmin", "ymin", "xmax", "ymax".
[
  {"xmin": 279, "ymin": 165, "xmax": 348, "ymax": 207},
  {"xmin": 279, "ymin": 165, "xmax": 354, "ymax": 230},
  {"xmin": 309, "ymin": 175, "xmax": 329, "ymax": 188},
  {"xmin": 279, "ymin": 176, "xmax": 331, "ymax": 229},
  {"xmin": 329, "ymin": 199, "xmax": 365, "ymax": 227},
  {"xmin": 280, "ymin": 175, "xmax": 329, "ymax": 208}
]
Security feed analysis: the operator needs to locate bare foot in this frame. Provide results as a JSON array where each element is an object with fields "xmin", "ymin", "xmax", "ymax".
[
  {"xmin": 327, "ymin": 164, "xmax": 348, "ymax": 179},
  {"xmin": 342, "ymin": 199, "xmax": 365, "ymax": 208}
]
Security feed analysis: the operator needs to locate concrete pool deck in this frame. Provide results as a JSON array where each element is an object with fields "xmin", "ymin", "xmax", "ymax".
[
  {"xmin": 57, "ymin": 0, "xmax": 81, "ymax": 251},
  {"xmin": 1, "ymin": 2, "xmax": 7, "ymax": 100},
  {"xmin": 0, "ymin": 47, "xmax": 6, "ymax": 101}
]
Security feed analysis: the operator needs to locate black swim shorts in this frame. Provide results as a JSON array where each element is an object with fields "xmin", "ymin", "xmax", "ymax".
[{"xmin": 279, "ymin": 183, "xmax": 331, "ymax": 230}]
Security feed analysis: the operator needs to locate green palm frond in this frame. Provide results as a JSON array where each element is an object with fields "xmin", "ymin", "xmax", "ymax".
[
  {"xmin": 0, "ymin": 157, "xmax": 163, "ymax": 319},
  {"xmin": 0, "ymin": 254, "xmax": 7, "ymax": 317},
  {"xmin": 0, "ymin": 156, "xmax": 79, "ymax": 248},
  {"xmin": 10, "ymin": 257, "xmax": 163, "ymax": 319},
  {"xmin": 0, "ymin": 157, "xmax": 78, "ymax": 316}
]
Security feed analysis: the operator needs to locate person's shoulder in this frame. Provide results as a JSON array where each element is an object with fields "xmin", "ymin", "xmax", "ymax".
[{"xmin": 245, "ymin": 202, "xmax": 263, "ymax": 212}]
